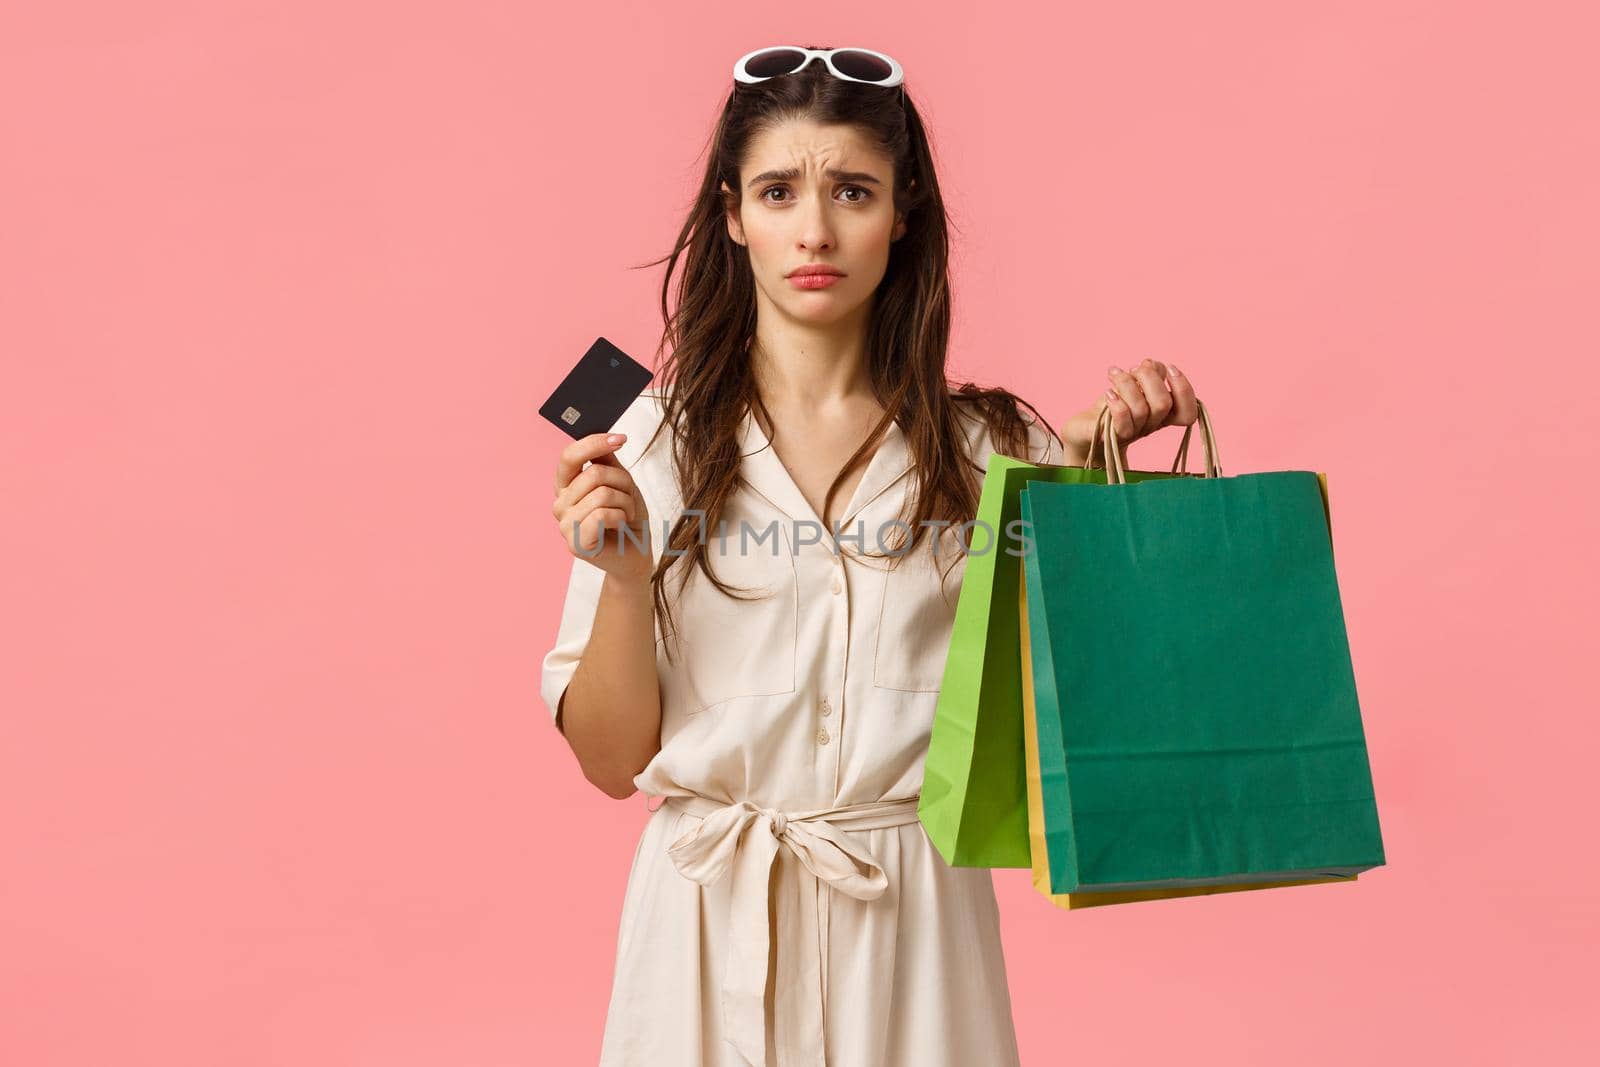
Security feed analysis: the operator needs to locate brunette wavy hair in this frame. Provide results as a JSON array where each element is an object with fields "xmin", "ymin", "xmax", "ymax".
[{"xmin": 628, "ymin": 45, "xmax": 1064, "ymax": 662}]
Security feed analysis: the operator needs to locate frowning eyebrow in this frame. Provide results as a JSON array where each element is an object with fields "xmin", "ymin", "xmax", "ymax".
[{"xmin": 746, "ymin": 167, "xmax": 884, "ymax": 188}]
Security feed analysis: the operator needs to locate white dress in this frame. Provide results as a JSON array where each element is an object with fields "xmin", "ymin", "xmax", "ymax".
[{"xmin": 541, "ymin": 386, "xmax": 1062, "ymax": 1067}]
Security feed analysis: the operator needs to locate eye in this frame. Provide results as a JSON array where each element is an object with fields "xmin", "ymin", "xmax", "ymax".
[{"xmin": 759, "ymin": 184, "xmax": 874, "ymax": 204}]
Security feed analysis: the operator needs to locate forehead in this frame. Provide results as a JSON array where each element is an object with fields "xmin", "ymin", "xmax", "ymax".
[{"xmin": 741, "ymin": 118, "xmax": 891, "ymax": 177}]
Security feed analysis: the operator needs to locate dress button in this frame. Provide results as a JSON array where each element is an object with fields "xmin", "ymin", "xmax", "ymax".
[
  {"xmin": 831, "ymin": 578, "xmax": 842, "ymax": 594},
  {"xmin": 819, "ymin": 697, "xmax": 832, "ymax": 717},
  {"xmin": 816, "ymin": 728, "xmax": 830, "ymax": 745}
]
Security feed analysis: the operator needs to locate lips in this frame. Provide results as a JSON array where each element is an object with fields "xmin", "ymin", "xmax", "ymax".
[
  {"xmin": 788, "ymin": 272, "xmax": 842, "ymax": 290},
  {"xmin": 787, "ymin": 264, "xmax": 845, "ymax": 278}
]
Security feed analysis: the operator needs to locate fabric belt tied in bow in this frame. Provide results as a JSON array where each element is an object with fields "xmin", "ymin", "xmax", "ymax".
[{"xmin": 662, "ymin": 793, "xmax": 922, "ymax": 1067}]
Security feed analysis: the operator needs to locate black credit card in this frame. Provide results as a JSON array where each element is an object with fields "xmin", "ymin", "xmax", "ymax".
[{"xmin": 539, "ymin": 336, "xmax": 654, "ymax": 440}]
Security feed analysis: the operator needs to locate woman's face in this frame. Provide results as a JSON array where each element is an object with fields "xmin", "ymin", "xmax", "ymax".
[{"xmin": 722, "ymin": 118, "xmax": 907, "ymax": 327}]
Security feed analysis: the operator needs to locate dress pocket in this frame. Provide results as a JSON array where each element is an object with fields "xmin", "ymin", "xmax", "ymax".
[
  {"xmin": 871, "ymin": 531, "xmax": 965, "ymax": 693},
  {"xmin": 676, "ymin": 521, "xmax": 799, "ymax": 714}
]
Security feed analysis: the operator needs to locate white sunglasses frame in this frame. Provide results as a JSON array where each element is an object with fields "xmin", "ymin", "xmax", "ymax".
[{"xmin": 732, "ymin": 46, "xmax": 905, "ymax": 89}]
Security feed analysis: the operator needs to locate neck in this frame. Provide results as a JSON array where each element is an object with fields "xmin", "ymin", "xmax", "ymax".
[{"xmin": 748, "ymin": 306, "xmax": 875, "ymax": 413}]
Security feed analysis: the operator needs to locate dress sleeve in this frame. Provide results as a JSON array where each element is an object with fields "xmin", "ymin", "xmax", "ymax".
[{"xmin": 539, "ymin": 551, "xmax": 608, "ymax": 734}]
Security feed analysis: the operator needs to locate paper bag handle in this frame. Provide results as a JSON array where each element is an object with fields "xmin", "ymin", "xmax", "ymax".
[{"xmin": 1085, "ymin": 398, "xmax": 1224, "ymax": 484}]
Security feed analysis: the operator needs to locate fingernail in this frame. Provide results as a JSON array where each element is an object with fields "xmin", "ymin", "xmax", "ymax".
[
  {"xmin": 1108, "ymin": 365, "xmax": 1122, "ymax": 375},
  {"xmin": 1168, "ymin": 363, "xmax": 1181, "ymax": 376},
  {"xmin": 1103, "ymin": 388, "xmax": 1117, "ymax": 403},
  {"xmin": 608, "ymin": 434, "xmax": 625, "ymax": 444}
]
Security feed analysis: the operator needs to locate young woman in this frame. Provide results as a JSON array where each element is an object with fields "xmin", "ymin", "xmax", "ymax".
[{"xmin": 541, "ymin": 44, "xmax": 1201, "ymax": 1067}]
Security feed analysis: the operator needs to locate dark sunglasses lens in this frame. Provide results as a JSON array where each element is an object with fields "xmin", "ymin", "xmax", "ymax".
[
  {"xmin": 831, "ymin": 50, "xmax": 893, "ymax": 82},
  {"xmin": 745, "ymin": 48, "xmax": 807, "ymax": 78}
]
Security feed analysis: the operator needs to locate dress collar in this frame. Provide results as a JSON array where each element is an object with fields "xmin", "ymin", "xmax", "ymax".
[{"xmin": 735, "ymin": 401, "xmax": 914, "ymax": 536}]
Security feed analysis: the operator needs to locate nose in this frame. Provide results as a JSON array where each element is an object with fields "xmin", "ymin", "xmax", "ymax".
[{"xmin": 797, "ymin": 200, "xmax": 835, "ymax": 252}]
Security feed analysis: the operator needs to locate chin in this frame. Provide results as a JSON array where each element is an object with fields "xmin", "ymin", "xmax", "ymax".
[{"xmin": 786, "ymin": 298, "xmax": 863, "ymax": 325}]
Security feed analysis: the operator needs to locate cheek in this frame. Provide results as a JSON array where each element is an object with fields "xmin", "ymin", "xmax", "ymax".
[
  {"xmin": 847, "ymin": 211, "xmax": 895, "ymax": 253},
  {"xmin": 742, "ymin": 223, "xmax": 784, "ymax": 268}
]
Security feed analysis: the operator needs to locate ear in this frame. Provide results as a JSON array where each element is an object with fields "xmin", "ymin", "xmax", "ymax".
[
  {"xmin": 720, "ymin": 180, "xmax": 745, "ymax": 246},
  {"xmin": 892, "ymin": 177, "xmax": 917, "ymax": 241}
]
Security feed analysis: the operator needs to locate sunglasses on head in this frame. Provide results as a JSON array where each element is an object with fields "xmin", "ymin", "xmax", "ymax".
[{"xmin": 732, "ymin": 46, "xmax": 905, "ymax": 89}]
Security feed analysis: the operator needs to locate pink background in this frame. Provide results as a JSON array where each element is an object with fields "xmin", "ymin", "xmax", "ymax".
[{"xmin": 3, "ymin": 3, "xmax": 1594, "ymax": 1064}]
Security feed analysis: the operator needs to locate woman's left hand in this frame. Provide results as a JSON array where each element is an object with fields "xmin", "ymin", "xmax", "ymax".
[{"xmin": 1063, "ymin": 358, "xmax": 1200, "ymax": 463}]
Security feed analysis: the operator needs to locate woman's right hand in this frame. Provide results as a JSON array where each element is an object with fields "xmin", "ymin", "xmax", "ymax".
[{"xmin": 551, "ymin": 432, "xmax": 654, "ymax": 585}]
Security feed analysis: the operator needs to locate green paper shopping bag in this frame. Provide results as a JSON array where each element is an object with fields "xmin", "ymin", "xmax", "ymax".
[
  {"xmin": 1022, "ymin": 553, "xmax": 1357, "ymax": 909},
  {"xmin": 1020, "ymin": 402, "xmax": 1386, "ymax": 894},
  {"xmin": 917, "ymin": 417, "xmax": 1193, "ymax": 868}
]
